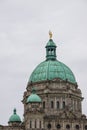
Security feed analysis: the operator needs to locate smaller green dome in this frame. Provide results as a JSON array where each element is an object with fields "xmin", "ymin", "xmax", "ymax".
[
  {"xmin": 8, "ymin": 108, "xmax": 21, "ymax": 123},
  {"xmin": 27, "ymin": 88, "xmax": 42, "ymax": 103}
]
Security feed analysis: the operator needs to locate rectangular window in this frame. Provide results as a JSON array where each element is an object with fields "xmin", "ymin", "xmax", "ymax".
[
  {"xmin": 35, "ymin": 120, "xmax": 36, "ymax": 128},
  {"xmin": 63, "ymin": 101, "xmax": 65, "ymax": 109},
  {"xmin": 51, "ymin": 101, "xmax": 54, "ymax": 108},
  {"xmin": 57, "ymin": 101, "xmax": 59, "ymax": 109},
  {"xmin": 30, "ymin": 121, "xmax": 32, "ymax": 128},
  {"xmin": 43, "ymin": 101, "xmax": 45, "ymax": 109}
]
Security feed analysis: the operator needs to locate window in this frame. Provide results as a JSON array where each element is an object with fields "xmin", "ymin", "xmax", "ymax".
[
  {"xmin": 47, "ymin": 123, "xmax": 51, "ymax": 129},
  {"xmin": 66, "ymin": 124, "xmax": 70, "ymax": 129},
  {"xmin": 30, "ymin": 121, "xmax": 32, "ymax": 128},
  {"xmin": 51, "ymin": 101, "xmax": 54, "ymax": 108},
  {"xmin": 35, "ymin": 120, "xmax": 36, "ymax": 128},
  {"xmin": 85, "ymin": 125, "xmax": 87, "ymax": 129},
  {"xmin": 57, "ymin": 101, "xmax": 59, "ymax": 109},
  {"xmin": 40, "ymin": 121, "xmax": 41, "ymax": 128},
  {"xmin": 63, "ymin": 101, "xmax": 65, "ymax": 109},
  {"xmin": 56, "ymin": 124, "xmax": 61, "ymax": 129},
  {"xmin": 51, "ymin": 49, "xmax": 54, "ymax": 55},
  {"xmin": 48, "ymin": 49, "xmax": 51, "ymax": 55},
  {"xmin": 75, "ymin": 125, "xmax": 79, "ymax": 129},
  {"xmin": 43, "ymin": 101, "xmax": 45, "ymax": 109}
]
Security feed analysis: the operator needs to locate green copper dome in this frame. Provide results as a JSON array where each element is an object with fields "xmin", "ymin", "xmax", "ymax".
[
  {"xmin": 27, "ymin": 88, "xmax": 42, "ymax": 103},
  {"xmin": 29, "ymin": 60, "xmax": 76, "ymax": 83},
  {"xmin": 29, "ymin": 37, "xmax": 76, "ymax": 84},
  {"xmin": 8, "ymin": 109, "xmax": 21, "ymax": 123}
]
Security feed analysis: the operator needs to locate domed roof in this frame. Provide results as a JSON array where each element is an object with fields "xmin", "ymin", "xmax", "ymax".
[
  {"xmin": 29, "ymin": 33, "xmax": 76, "ymax": 84},
  {"xmin": 8, "ymin": 109, "xmax": 21, "ymax": 123},
  {"xmin": 27, "ymin": 88, "xmax": 42, "ymax": 103},
  {"xmin": 29, "ymin": 60, "xmax": 76, "ymax": 83},
  {"xmin": 46, "ymin": 39, "xmax": 56, "ymax": 47}
]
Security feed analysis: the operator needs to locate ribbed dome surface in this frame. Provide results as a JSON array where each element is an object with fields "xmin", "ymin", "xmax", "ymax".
[{"xmin": 29, "ymin": 60, "xmax": 76, "ymax": 84}]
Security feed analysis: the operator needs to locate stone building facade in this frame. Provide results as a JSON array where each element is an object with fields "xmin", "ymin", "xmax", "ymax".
[{"xmin": 0, "ymin": 33, "xmax": 87, "ymax": 130}]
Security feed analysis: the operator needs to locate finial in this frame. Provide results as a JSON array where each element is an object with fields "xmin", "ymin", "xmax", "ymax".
[
  {"xmin": 13, "ymin": 108, "xmax": 16, "ymax": 114},
  {"xmin": 49, "ymin": 30, "xmax": 52, "ymax": 39},
  {"xmin": 32, "ymin": 87, "xmax": 36, "ymax": 94}
]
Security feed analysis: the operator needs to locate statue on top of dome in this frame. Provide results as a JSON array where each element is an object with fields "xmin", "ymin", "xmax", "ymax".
[{"xmin": 49, "ymin": 30, "xmax": 52, "ymax": 39}]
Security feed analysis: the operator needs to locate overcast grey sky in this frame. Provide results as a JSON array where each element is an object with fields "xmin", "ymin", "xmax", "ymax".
[{"xmin": 0, "ymin": 0, "xmax": 87, "ymax": 125}]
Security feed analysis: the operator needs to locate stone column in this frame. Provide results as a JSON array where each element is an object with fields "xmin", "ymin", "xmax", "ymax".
[
  {"xmin": 73, "ymin": 100, "xmax": 74, "ymax": 111},
  {"xmin": 32, "ymin": 119, "xmax": 34, "ymax": 128},
  {"xmin": 42, "ymin": 120, "xmax": 43, "ymax": 128},
  {"xmin": 55, "ymin": 97, "xmax": 56, "ymax": 109},
  {"xmin": 72, "ymin": 122, "xmax": 74, "ymax": 130},
  {"xmin": 81, "ymin": 122, "xmax": 83, "ymax": 130},
  {"xmin": 62, "ymin": 120, "xmax": 65, "ymax": 130},
  {"xmin": 37, "ymin": 119, "xmax": 39, "ymax": 128},
  {"xmin": 60, "ymin": 97, "xmax": 62, "ymax": 109}
]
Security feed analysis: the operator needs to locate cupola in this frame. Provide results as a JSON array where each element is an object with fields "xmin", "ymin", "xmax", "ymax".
[
  {"xmin": 8, "ymin": 108, "xmax": 21, "ymax": 125},
  {"xmin": 27, "ymin": 88, "xmax": 42, "ymax": 103},
  {"xmin": 46, "ymin": 31, "xmax": 56, "ymax": 60}
]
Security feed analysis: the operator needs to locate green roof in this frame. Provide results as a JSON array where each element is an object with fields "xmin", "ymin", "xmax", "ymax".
[
  {"xmin": 46, "ymin": 39, "xmax": 56, "ymax": 47},
  {"xmin": 29, "ymin": 38, "xmax": 76, "ymax": 84},
  {"xmin": 27, "ymin": 88, "xmax": 42, "ymax": 103},
  {"xmin": 29, "ymin": 60, "xmax": 76, "ymax": 84},
  {"xmin": 8, "ymin": 109, "xmax": 21, "ymax": 123}
]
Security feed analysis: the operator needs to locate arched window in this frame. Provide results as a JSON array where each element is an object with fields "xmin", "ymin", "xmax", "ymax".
[
  {"xmin": 48, "ymin": 49, "xmax": 51, "ymax": 55},
  {"xmin": 51, "ymin": 101, "xmax": 54, "ymax": 108},
  {"xmin": 51, "ymin": 48, "xmax": 54, "ymax": 55},
  {"xmin": 40, "ymin": 121, "xmax": 41, "ymax": 128},
  {"xmin": 63, "ymin": 101, "xmax": 65, "ymax": 109},
  {"xmin": 57, "ymin": 101, "xmax": 59, "ymax": 109},
  {"xmin": 47, "ymin": 123, "xmax": 51, "ymax": 129},
  {"xmin": 85, "ymin": 125, "xmax": 87, "ymax": 129},
  {"xmin": 35, "ymin": 120, "xmax": 36, "ymax": 128},
  {"xmin": 30, "ymin": 120, "xmax": 32, "ymax": 128},
  {"xmin": 43, "ymin": 101, "xmax": 45, "ymax": 109},
  {"xmin": 75, "ymin": 125, "xmax": 79, "ymax": 129},
  {"xmin": 66, "ymin": 124, "xmax": 70, "ymax": 129},
  {"xmin": 56, "ymin": 124, "xmax": 61, "ymax": 129}
]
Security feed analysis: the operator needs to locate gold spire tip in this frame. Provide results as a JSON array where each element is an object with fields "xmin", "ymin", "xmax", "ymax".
[{"xmin": 49, "ymin": 30, "xmax": 52, "ymax": 39}]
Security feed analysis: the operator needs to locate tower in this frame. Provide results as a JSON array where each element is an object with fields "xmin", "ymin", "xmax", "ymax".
[{"xmin": 23, "ymin": 32, "xmax": 87, "ymax": 130}]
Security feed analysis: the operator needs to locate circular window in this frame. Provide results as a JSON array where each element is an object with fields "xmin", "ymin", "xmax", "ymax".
[
  {"xmin": 76, "ymin": 125, "xmax": 79, "ymax": 129},
  {"xmin": 47, "ymin": 124, "xmax": 51, "ymax": 129},
  {"xmin": 85, "ymin": 125, "xmax": 87, "ymax": 129},
  {"xmin": 66, "ymin": 124, "xmax": 70, "ymax": 129},
  {"xmin": 56, "ymin": 124, "xmax": 61, "ymax": 129}
]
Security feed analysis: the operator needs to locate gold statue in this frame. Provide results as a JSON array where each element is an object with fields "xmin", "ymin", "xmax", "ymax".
[{"xmin": 49, "ymin": 30, "xmax": 52, "ymax": 39}]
